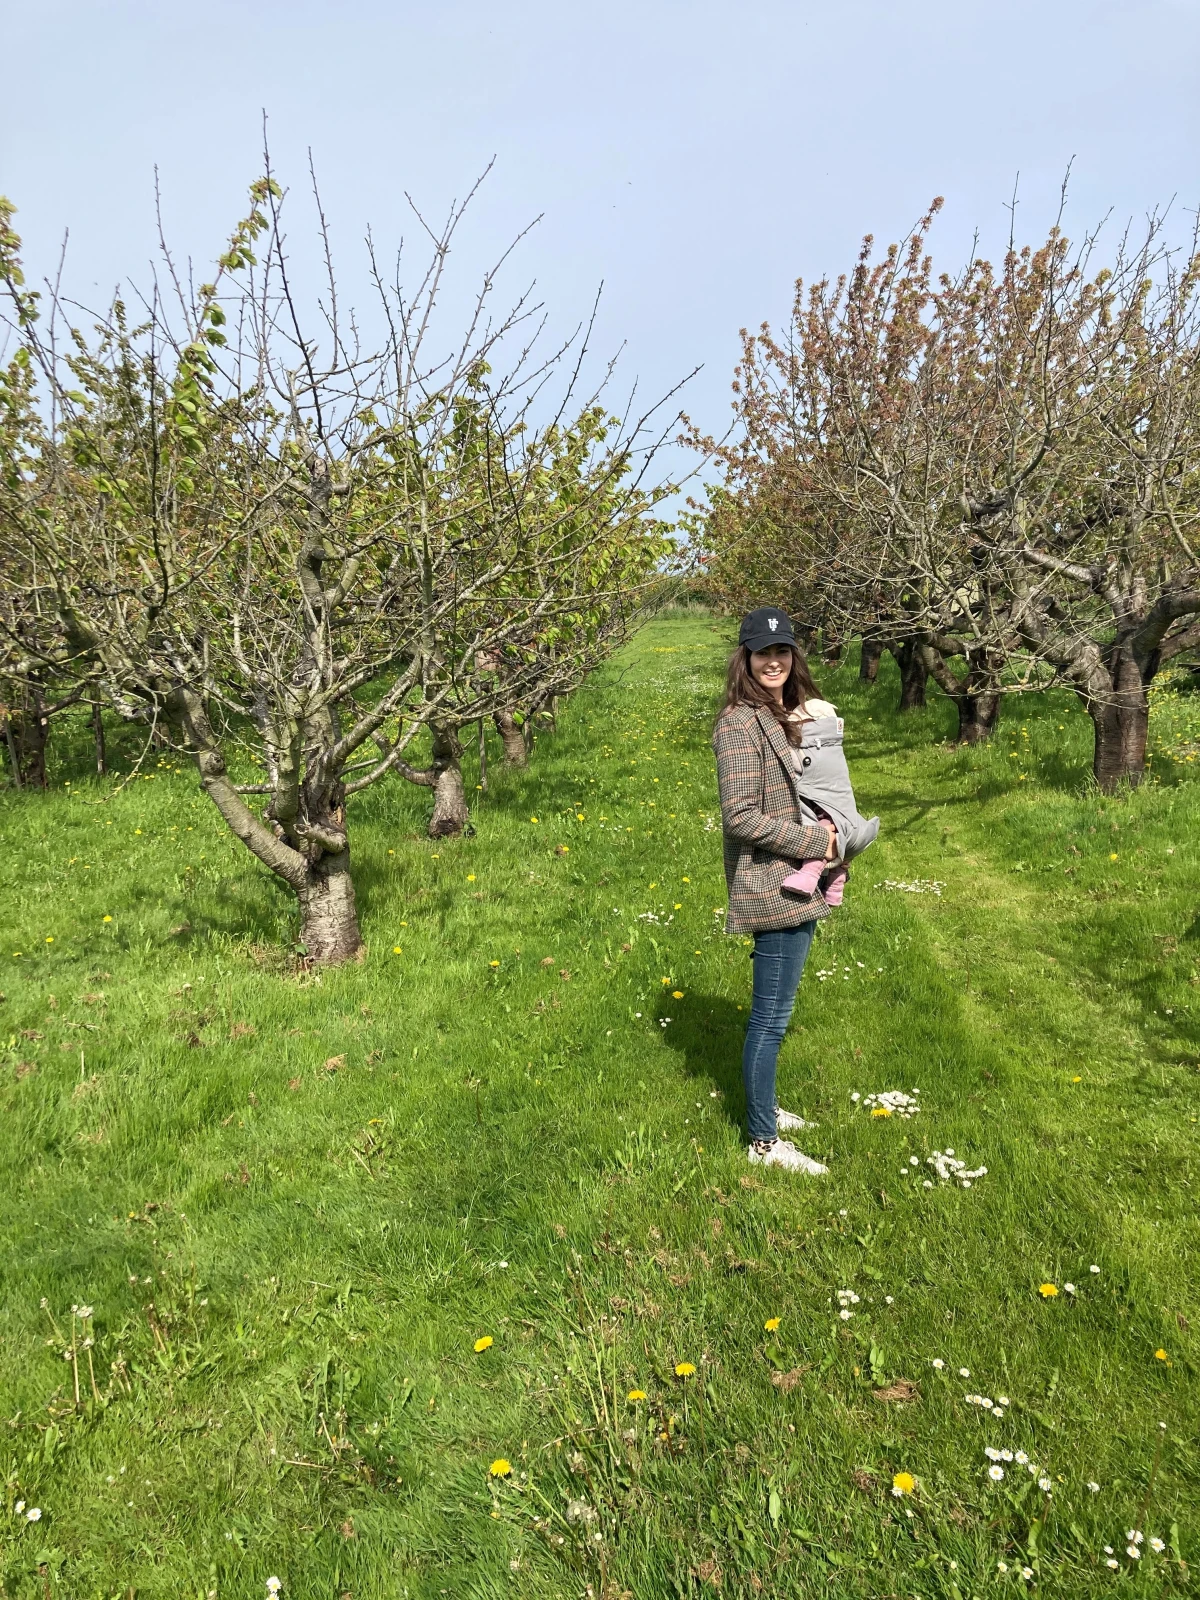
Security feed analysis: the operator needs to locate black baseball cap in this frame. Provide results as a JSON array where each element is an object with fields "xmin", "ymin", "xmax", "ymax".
[{"xmin": 738, "ymin": 606, "xmax": 796, "ymax": 653}]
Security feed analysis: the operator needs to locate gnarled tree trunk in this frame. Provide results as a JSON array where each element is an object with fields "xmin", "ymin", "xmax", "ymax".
[
  {"xmin": 493, "ymin": 707, "xmax": 528, "ymax": 767},
  {"xmin": 859, "ymin": 637, "xmax": 883, "ymax": 683},
  {"xmin": 297, "ymin": 845, "xmax": 362, "ymax": 963},
  {"xmin": 428, "ymin": 720, "xmax": 469, "ymax": 837},
  {"xmin": 175, "ymin": 691, "xmax": 364, "ymax": 965},
  {"xmin": 921, "ymin": 643, "xmax": 1003, "ymax": 744},
  {"xmin": 956, "ymin": 692, "xmax": 1002, "ymax": 744},
  {"xmin": 889, "ymin": 640, "xmax": 928, "ymax": 711},
  {"xmin": 1087, "ymin": 651, "xmax": 1152, "ymax": 792},
  {"xmin": 5, "ymin": 684, "xmax": 49, "ymax": 787}
]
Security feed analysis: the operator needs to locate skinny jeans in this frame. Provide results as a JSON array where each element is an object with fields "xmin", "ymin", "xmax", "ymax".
[{"xmin": 742, "ymin": 922, "xmax": 816, "ymax": 1142}]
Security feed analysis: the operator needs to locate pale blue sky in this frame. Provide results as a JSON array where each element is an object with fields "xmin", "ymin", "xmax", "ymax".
[{"xmin": 3, "ymin": 0, "xmax": 1198, "ymax": 463}]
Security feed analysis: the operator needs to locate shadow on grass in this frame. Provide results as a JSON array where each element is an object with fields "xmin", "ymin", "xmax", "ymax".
[{"xmin": 658, "ymin": 991, "xmax": 748, "ymax": 1134}]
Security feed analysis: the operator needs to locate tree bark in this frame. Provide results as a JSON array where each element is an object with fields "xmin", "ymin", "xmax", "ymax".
[
  {"xmin": 493, "ymin": 707, "xmax": 528, "ymax": 767},
  {"xmin": 428, "ymin": 720, "xmax": 469, "ymax": 837},
  {"xmin": 889, "ymin": 641, "xmax": 928, "ymax": 711},
  {"xmin": 171, "ymin": 689, "xmax": 364, "ymax": 964},
  {"xmin": 859, "ymin": 638, "xmax": 883, "ymax": 683},
  {"xmin": 297, "ymin": 845, "xmax": 362, "ymax": 963},
  {"xmin": 13, "ymin": 686, "xmax": 49, "ymax": 787},
  {"xmin": 920, "ymin": 644, "xmax": 1003, "ymax": 744},
  {"xmin": 955, "ymin": 692, "xmax": 1002, "ymax": 744},
  {"xmin": 821, "ymin": 633, "xmax": 843, "ymax": 666},
  {"xmin": 1088, "ymin": 653, "xmax": 1151, "ymax": 792}
]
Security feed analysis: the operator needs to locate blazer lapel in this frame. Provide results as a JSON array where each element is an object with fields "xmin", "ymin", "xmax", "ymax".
[{"xmin": 756, "ymin": 708, "xmax": 797, "ymax": 796}]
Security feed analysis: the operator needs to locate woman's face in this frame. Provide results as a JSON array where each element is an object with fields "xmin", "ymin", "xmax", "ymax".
[{"xmin": 749, "ymin": 643, "xmax": 792, "ymax": 699}]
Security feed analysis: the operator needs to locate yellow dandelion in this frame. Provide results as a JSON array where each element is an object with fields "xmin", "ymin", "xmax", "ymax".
[
  {"xmin": 467, "ymin": 873, "xmax": 476, "ymax": 882},
  {"xmin": 45, "ymin": 936, "xmax": 54, "ymax": 944},
  {"xmin": 627, "ymin": 1389, "xmax": 647, "ymax": 1402},
  {"xmin": 558, "ymin": 845, "xmax": 569, "ymax": 853},
  {"xmin": 474, "ymin": 1336, "xmax": 494, "ymax": 1352},
  {"xmin": 661, "ymin": 976, "xmax": 671, "ymax": 985},
  {"xmin": 764, "ymin": 1317, "xmax": 781, "ymax": 1332},
  {"xmin": 489, "ymin": 960, "xmax": 500, "ymax": 968},
  {"xmin": 674, "ymin": 902, "xmax": 682, "ymax": 910},
  {"xmin": 672, "ymin": 990, "xmax": 684, "ymax": 999},
  {"xmin": 102, "ymin": 914, "xmax": 113, "ymax": 923},
  {"xmin": 674, "ymin": 1361, "xmax": 696, "ymax": 1377},
  {"xmin": 1072, "ymin": 1075, "xmax": 1082, "ymax": 1083},
  {"xmin": 682, "ymin": 877, "xmax": 690, "ymax": 883},
  {"xmin": 489, "ymin": 1458, "xmax": 512, "ymax": 1477},
  {"xmin": 871, "ymin": 1105, "xmax": 892, "ymax": 1118},
  {"xmin": 1154, "ymin": 1348, "xmax": 1170, "ymax": 1362},
  {"xmin": 1039, "ymin": 1283, "xmax": 1058, "ymax": 1298},
  {"xmin": 891, "ymin": 1472, "xmax": 915, "ymax": 1496},
  {"xmin": 530, "ymin": 816, "xmax": 539, "ymax": 823}
]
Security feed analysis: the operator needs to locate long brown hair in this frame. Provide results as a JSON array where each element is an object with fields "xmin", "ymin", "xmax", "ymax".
[{"xmin": 720, "ymin": 644, "xmax": 820, "ymax": 746}]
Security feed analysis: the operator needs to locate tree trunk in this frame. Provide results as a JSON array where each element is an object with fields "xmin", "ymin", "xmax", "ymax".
[
  {"xmin": 493, "ymin": 708, "xmax": 528, "ymax": 767},
  {"xmin": 890, "ymin": 641, "xmax": 928, "ymax": 711},
  {"xmin": 428, "ymin": 721, "xmax": 469, "ymax": 837},
  {"xmin": 955, "ymin": 692, "xmax": 1001, "ymax": 744},
  {"xmin": 297, "ymin": 847, "xmax": 362, "ymax": 963},
  {"xmin": 3, "ymin": 714, "xmax": 21, "ymax": 788},
  {"xmin": 1089, "ymin": 655, "xmax": 1151, "ymax": 792},
  {"xmin": 921, "ymin": 645, "xmax": 1003, "ymax": 745},
  {"xmin": 91, "ymin": 693, "xmax": 107, "ymax": 775},
  {"xmin": 859, "ymin": 638, "xmax": 883, "ymax": 682},
  {"xmin": 13, "ymin": 687, "xmax": 49, "ymax": 787}
]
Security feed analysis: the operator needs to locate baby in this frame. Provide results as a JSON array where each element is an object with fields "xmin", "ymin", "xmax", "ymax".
[{"xmin": 780, "ymin": 699, "xmax": 878, "ymax": 906}]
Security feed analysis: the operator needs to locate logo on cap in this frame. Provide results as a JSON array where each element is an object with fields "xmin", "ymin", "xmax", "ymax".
[{"xmin": 768, "ymin": 616, "xmax": 779, "ymax": 631}]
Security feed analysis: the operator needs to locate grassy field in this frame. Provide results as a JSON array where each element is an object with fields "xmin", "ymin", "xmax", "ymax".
[{"xmin": 1, "ymin": 615, "xmax": 1198, "ymax": 1599}]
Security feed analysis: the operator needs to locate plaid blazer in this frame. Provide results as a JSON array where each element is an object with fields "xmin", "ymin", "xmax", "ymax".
[{"xmin": 712, "ymin": 704, "xmax": 833, "ymax": 934}]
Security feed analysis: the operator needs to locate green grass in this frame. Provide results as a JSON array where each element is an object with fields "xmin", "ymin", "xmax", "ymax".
[{"xmin": 1, "ymin": 617, "xmax": 1198, "ymax": 1599}]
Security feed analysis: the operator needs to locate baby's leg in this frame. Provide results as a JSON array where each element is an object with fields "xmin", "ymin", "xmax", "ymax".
[
  {"xmin": 820, "ymin": 866, "xmax": 849, "ymax": 906},
  {"xmin": 781, "ymin": 858, "xmax": 825, "ymax": 895}
]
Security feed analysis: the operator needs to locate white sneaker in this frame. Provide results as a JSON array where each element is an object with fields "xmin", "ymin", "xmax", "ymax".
[
  {"xmin": 747, "ymin": 1138, "xmax": 828, "ymax": 1175},
  {"xmin": 775, "ymin": 1105, "xmax": 817, "ymax": 1133}
]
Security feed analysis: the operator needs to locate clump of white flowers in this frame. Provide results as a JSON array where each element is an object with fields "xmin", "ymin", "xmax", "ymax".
[
  {"xmin": 834, "ymin": 1288, "xmax": 860, "ymax": 1320},
  {"xmin": 926, "ymin": 1148, "xmax": 987, "ymax": 1186},
  {"xmin": 855, "ymin": 1089, "xmax": 921, "ymax": 1117}
]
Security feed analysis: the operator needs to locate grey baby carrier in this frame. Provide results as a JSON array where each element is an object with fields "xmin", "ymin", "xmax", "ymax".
[{"xmin": 793, "ymin": 715, "xmax": 879, "ymax": 863}]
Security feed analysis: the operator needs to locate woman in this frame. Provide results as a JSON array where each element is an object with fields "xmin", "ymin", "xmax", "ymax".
[{"xmin": 712, "ymin": 606, "xmax": 837, "ymax": 1174}]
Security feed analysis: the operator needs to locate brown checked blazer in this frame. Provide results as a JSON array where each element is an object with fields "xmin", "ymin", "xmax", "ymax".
[{"xmin": 712, "ymin": 704, "xmax": 833, "ymax": 934}]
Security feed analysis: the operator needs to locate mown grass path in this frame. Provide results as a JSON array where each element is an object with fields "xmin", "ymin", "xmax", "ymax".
[{"xmin": 1, "ymin": 616, "xmax": 1197, "ymax": 1598}]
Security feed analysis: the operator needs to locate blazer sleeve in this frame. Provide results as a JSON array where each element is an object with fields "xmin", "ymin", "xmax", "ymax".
[{"xmin": 713, "ymin": 714, "xmax": 831, "ymax": 863}]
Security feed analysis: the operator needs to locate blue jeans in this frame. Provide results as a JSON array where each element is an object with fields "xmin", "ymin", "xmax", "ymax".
[{"xmin": 742, "ymin": 922, "xmax": 816, "ymax": 1142}]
